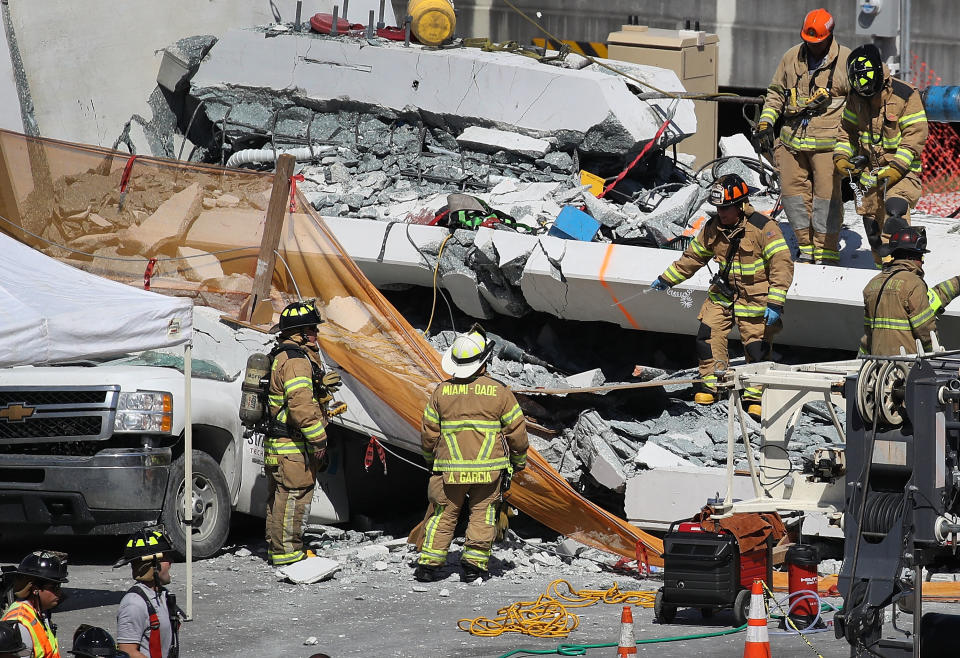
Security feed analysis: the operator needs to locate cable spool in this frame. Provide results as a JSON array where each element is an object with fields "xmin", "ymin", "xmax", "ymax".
[
  {"xmin": 876, "ymin": 361, "xmax": 908, "ymax": 427},
  {"xmin": 862, "ymin": 492, "xmax": 905, "ymax": 540},
  {"xmin": 856, "ymin": 360, "xmax": 882, "ymax": 425}
]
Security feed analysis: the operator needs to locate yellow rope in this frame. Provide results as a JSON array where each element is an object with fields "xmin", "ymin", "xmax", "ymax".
[
  {"xmin": 457, "ymin": 579, "xmax": 657, "ymax": 638},
  {"xmin": 424, "ymin": 233, "xmax": 454, "ymax": 336}
]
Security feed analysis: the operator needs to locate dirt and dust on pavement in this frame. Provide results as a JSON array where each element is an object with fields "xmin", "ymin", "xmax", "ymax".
[{"xmin": 0, "ymin": 510, "xmax": 913, "ymax": 658}]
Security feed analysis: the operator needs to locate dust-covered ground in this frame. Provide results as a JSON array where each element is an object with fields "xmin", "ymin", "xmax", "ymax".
[{"xmin": 5, "ymin": 515, "xmax": 954, "ymax": 658}]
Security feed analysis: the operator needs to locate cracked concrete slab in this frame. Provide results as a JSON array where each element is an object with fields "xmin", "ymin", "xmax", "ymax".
[
  {"xmin": 190, "ymin": 29, "xmax": 696, "ymax": 156},
  {"xmin": 456, "ymin": 126, "xmax": 551, "ymax": 158}
]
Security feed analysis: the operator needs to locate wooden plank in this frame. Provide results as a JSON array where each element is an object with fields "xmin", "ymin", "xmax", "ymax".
[{"xmin": 247, "ymin": 153, "xmax": 295, "ymax": 321}]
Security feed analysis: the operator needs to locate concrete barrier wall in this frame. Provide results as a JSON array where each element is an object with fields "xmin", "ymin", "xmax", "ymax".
[{"xmin": 449, "ymin": 0, "xmax": 960, "ymax": 89}]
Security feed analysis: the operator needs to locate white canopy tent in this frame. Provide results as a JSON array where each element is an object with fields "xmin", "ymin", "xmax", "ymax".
[{"xmin": 0, "ymin": 232, "xmax": 199, "ymax": 617}]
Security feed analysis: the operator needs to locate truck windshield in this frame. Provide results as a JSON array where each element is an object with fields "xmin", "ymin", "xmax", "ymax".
[{"xmin": 102, "ymin": 351, "xmax": 234, "ymax": 381}]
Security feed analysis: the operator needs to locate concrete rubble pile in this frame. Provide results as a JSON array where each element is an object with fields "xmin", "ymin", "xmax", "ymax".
[
  {"xmin": 426, "ymin": 331, "xmax": 843, "ymax": 503},
  {"xmin": 135, "ymin": 28, "xmax": 738, "ymax": 247}
]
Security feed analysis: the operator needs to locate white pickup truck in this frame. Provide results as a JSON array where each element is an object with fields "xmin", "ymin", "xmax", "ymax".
[{"xmin": 0, "ymin": 308, "xmax": 420, "ymax": 558}]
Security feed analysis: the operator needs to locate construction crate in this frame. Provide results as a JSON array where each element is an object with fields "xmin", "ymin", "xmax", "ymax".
[{"xmin": 655, "ymin": 522, "xmax": 772, "ymax": 626}]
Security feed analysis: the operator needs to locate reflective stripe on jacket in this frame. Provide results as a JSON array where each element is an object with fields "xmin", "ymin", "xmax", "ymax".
[
  {"xmin": 858, "ymin": 260, "xmax": 959, "ymax": 356},
  {"xmin": 835, "ymin": 69, "xmax": 927, "ymax": 175},
  {"xmin": 266, "ymin": 338, "xmax": 328, "ymax": 465},
  {"xmin": 421, "ymin": 374, "xmax": 528, "ymax": 479},
  {"xmin": 2, "ymin": 601, "xmax": 59, "ymax": 658},
  {"xmin": 659, "ymin": 209, "xmax": 794, "ymax": 314},
  {"xmin": 760, "ymin": 40, "xmax": 850, "ymax": 152}
]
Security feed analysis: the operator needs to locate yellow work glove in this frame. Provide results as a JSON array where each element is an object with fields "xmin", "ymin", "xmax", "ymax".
[
  {"xmin": 834, "ymin": 155, "xmax": 858, "ymax": 177},
  {"xmin": 321, "ymin": 371, "xmax": 342, "ymax": 392},
  {"xmin": 876, "ymin": 166, "xmax": 905, "ymax": 189}
]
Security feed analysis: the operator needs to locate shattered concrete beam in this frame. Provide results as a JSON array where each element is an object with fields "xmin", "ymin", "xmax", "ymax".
[{"xmin": 189, "ymin": 28, "xmax": 697, "ymax": 156}]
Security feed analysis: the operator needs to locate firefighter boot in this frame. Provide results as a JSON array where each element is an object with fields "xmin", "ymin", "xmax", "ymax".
[
  {"xmin": 461, "ymin": 562, "xmax": 488, "ymax": 583},
  {"xmin": 414, "ymin": 563, "xmax": 444, "ymax": 582},
  {"xmin": 694, "ymin": 382, "xmax": 717, "ymax": 405}
]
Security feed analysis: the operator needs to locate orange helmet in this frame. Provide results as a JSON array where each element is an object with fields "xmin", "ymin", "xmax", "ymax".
[{"xmin": 801, "ymin": 8, "xmax": 834, "ymax": 44}]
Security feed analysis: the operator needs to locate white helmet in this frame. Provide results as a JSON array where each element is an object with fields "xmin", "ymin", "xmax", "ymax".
[{"xmin": 441, "ymin": 325, "xmax": 494, "ymax": 378}]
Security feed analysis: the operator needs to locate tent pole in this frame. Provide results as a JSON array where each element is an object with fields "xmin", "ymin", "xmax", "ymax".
[{"xmin": 184, "ymin": 341, "xmax": 193, "ymax": 620}]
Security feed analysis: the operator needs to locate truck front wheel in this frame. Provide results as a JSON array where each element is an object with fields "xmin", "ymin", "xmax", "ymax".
[{"xmin": 162, "ymin": 451, "xmax": 231, "ymax": 559}]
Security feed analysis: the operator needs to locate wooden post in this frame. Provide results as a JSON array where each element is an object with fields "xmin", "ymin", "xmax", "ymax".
[{"xmin": 247, "ymin": 153, "xmax": 295, "ymax": 322}]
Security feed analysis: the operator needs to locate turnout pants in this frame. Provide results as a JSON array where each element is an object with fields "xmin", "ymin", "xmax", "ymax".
[
  {"xmin": 857, "ymin": 173, "xmax": 922, "ymax": 267},
  {"xmin": 776, "ymin": 145, "xmax": 843, "ymax": 263},
  {"xmin": 418, "ymin": 473, "xmax": 501, "ymax": 570},
  {"xmin": 697, "ymin": 300, "xmax": 782, "ymax": 401},
  {"xmin": 266, "ymin": 454, "xmax": 317, "ymax": 565}
]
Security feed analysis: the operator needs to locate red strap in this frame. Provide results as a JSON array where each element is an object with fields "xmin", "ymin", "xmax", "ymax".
[
  {"xmin": 289, "ymin": 173, "xmax": 305, "ymax": 212},
  {"xmin": 120, "ymin": 155, "xmax": 138, "ymax": 194},
  {"xmin": 479, "ymin": 216, "xmax": 501, "ymax": 228},
  {"xmin": 143, "ymin": 257, "xmax": 158, "ymax": 291},
  {"xmin": 428, "ymin": 209, "xmax": 450, "ymax": 226},
  {"xmin": 598, "ymin": 117, "xmax": 671, "ymax": 199},
  {"xmin": 364, "ymin": 435, "xmax": 387, "ymax": 474},
  {"xmin": 147, "ymin": 611, "xmax": 163, "ymax": 658}
]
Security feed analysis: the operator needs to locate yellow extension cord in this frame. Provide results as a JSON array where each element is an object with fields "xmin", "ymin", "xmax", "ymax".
[
  {"xmin": 424, "ymin": 233, "xmax": 454, "ymax": 336},
  {"xmin": 457, "ymin": 579, "xmax": 657, "ymax": 638}
]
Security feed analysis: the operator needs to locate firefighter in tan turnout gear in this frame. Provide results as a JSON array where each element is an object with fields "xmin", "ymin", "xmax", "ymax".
[
  {"xmin": 834, "ymin": 43, "xmax": 928, "ymax": 267},
  {"xmin": 859, "ymin": 211, "xmax": 960, "ymax": 356},
  {"xmin": 264, "ymin": 300, "xmax": 341, "ymax": 566},
  {"xmin": 756, "ymin": 8, "xmax": 850, "ymax": 264},
  {"xmin": 650, "ymin": 174, "xmax": 795, "ymax": 417},
  {"xmin": 415, "ymin": 325, "xmax": 528, "ymax": 583}
]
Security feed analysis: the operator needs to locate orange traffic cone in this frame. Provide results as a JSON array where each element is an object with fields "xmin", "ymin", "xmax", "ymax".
[
  {"xmin": 743, "ymin": 580, "xmax": 771, "ymax": 658},
  {"xmin": 617, "ymin": 605, "xmax": 637, "ymax": 656}
]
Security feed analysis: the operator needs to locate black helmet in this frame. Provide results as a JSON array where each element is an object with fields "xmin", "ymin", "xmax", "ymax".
[
  {"xmin": 113, "ymin": 527, "xmax": 173, "ymax": 568},
  {"xmin": 11, "ymin": 551, "xmax": 68, "ymax": 584},
  {"xmin": 848, "ymin": 44, "xmax": 885, "ymax": 97},
  {"xmin": 70, "ymin": 625, "xmax": 124, "ymax": 658},
  {"xmin": 278, "ymin": 300, "xmax": 322, "ymax": 334},
  {"xmin": 0, "ymin": 621, "xmax": 28, "ymax": 656},
  {"xmin": 709, "ymin": 173, "xmax": 750, "ymax": 208},
  {"xmin": 880, "ymin": 225, "xmax": 929, "ymax": 258}
]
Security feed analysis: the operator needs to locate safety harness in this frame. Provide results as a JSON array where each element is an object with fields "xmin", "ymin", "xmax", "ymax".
[
  {"xmin": 710, "ymin": 213, "xmax": 770, "ymax": 308},
  {"xmin": 125, "ymin": 584, "xmax": 181, "ymax": 658}
]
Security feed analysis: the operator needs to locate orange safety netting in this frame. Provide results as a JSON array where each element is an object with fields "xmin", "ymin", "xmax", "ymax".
[
  {"xmin": 0, "ymin": 129, "xmax": 662, "ymax": 564},
  {"xmin": 912, "ymin": 54, "xmax": 960, "ymax": 217}
]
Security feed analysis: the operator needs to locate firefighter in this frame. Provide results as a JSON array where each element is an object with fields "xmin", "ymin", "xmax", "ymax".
[
  {"xmin": 859, "ymin": 208, "xmax": 960, "ymax": 356},
  {"xmin": 1, "ymin": 551, "xmax": 68, "ymax": 658},
  {"xmin": 0, "ymin": 620, "xmax": 29, "ymax": 658},
  {"xmin": 114, "ymin": 528, "xmax": 180, "ymax": 658},
  {"xmin": 756, "ymin": 8, "xmax": 850, "ymax": 265},
  {"xmin": 834, "ymin": 43, "xmax": 928, "ymax": 267},
  {"xmin": 68, "ymin": 626, "xmax": 123, "ymax": 658},
  {"xmin": 264, "ymin": 300, "xmax": 340, "ymax": 566},
  {"xmin": 650, "ymin": 174, "xmax": 794, "ymax": 417},
  {"xmin": 415, "ymin": 324, "xmax": 528, "ymax": 583}
]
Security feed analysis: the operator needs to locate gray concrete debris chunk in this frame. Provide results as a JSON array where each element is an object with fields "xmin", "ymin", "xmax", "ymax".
[
  {"xmin": 457, "ymin": 127, "xmax": 551, "ymax": 159},
  {"xmin": 581, "ymin": 193, "xmax": 627, "ymax": 229},
  {"xmin": 540, "ymin": 151, "xmax": 573, "ymax": 171},
  {"xmin": 354, "ymin": 544, "xmax": 391, "ymax": 561},
  {"xmin": 715, "ymin": 155, "xmax": 762, "ymax": 193},
  {"xmin": 278, "ymin": 557, "xmax": 340, "ymax": 584},
  {"xmin": 565, "ymin": 369, "xmax": 605, "ymax": 388},
  {"xmin": 634, "ymin": 442, "xmax": 696, "ymax": 469},
  {"xmin": 719, "ymin": 135, "xmax": 765, "ymax": 188},
  {"xmin": 328, "ymin": 162, "xmax": 352, "ymax": 185},
  {"xmin": 572, "ymin": 410, "xmax": 628, "ymax": 492}
]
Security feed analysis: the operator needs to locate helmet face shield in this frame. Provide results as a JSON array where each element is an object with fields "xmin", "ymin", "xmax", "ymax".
[{"xmin": 848, "ymin": 45, "xmax": 884, "ymax": 97}]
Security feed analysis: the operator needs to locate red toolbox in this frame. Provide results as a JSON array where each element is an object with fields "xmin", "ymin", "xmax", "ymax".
[{"xmin": 655, "ymin": 521, "xmax": 773, "ymax": 626}]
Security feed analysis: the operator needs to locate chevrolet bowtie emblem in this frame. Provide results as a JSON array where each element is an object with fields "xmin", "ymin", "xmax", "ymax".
[{"xmin": 0, "ymin": 403, "xmax": 35, "ymax": 422}]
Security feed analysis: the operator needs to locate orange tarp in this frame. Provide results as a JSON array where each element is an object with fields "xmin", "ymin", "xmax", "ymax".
[{"xmin": 0, "ymin": 129, "xmax": 663, "ymax": 563}]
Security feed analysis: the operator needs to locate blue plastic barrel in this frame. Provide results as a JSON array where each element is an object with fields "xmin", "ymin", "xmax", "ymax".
[{"xmin": 923, "ymin": 86, "xmax": 960, "ymax": 122}]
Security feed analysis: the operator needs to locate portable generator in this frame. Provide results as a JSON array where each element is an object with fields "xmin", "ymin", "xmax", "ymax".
[{"xmin": 654, "ymin": 521, "xmax": 773, "ymax": 626}]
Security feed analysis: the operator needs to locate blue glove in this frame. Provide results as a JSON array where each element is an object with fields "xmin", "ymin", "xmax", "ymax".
[
  {"xmin": 764, "ymin": 306, "xmax": 782, "ymax": 326},
  {"xmin": 650, "ymin": 278, "xmax": 669, "ymax": 292}
]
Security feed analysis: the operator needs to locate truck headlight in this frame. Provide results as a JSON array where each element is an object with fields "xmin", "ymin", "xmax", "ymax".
[{"xmin": 114, "ymin": 391, "xmax": 173, "ymax": 433}]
